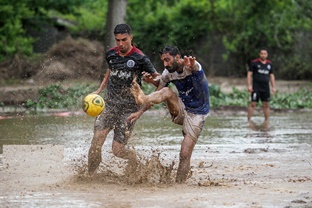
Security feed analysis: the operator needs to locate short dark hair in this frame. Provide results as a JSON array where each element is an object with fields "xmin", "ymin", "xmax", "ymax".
[
  {"xmin": 159, "ymin": 46, "xmax": 181, "ymax": 56},
  {"xmin": 259, "ymin": 47, "xmax": 268, "ymax": 52},
  {"xmin": 114, "ymin": 24, "xmax": 132, "ymax": 35}
]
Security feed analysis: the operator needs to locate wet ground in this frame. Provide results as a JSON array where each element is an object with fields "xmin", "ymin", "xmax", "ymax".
[{"xmin": 0, "ymin": 109, "xmax": 311, "ymax": 207}]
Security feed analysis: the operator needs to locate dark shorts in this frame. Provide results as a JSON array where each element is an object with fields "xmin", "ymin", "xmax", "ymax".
[
  {"xmin": 94, "ymin": 104, "xmax": 136, "ymax": 144},
  {"xmin": 251, "ymin": 90, "xmax": 270, "ymax": 102}
]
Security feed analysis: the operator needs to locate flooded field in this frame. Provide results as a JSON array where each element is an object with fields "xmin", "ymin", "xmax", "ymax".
[{"xmin": 0, "ymin": 109, "xmax": 311, "ymax": 207}]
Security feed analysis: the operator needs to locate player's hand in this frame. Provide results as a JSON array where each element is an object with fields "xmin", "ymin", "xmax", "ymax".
[
  {"xmin": 92, "ymin": 89, "xmax": 100, "ymax": 94},
  {"xmin": 142, "ymin": 72, "xmax": 160, "ymax": 87},
  {"xmin": 183, "ymin": 56, "xmax": 196, "ymax": 68},
  {"xmin": 126, "ymin": 110, "xmax": 143, "ymax": 124},
  {"xmin": 272, "ymin": 88, "xmax": 276, "ymax": 95},
  {"xmin": 142, "ymin": 72, "xmax": 154, "ymax": 83},
  {"xmin": 248, "ymin": 86, "xmax": 253, "ymax": 93}
]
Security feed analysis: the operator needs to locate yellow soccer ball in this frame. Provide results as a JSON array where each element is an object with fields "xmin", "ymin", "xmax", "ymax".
[{"xmin": 82, "ymin": 94, "xmax": 105, "ymax": 117}]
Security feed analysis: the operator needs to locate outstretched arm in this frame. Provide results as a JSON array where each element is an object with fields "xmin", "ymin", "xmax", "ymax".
[{"xmin": 183, "ymin": 56, "xmax": 199, "ymax": 71}]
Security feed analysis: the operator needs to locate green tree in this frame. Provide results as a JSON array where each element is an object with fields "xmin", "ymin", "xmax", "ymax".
[
  {"xmin": 0, "ymin": 0, "xmax": 82, "ymax": 62},
  {"xmin": 218, "ymin": 0, "xmax": 312, "ymax": 77}
]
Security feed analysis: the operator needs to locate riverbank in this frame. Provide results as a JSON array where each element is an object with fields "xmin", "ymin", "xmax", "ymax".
[{"xmin": 0, "ymin": 77, "xmax": 310, "ymax": 109}]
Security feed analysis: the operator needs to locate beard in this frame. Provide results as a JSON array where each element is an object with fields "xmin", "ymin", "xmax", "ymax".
[{"xmin": 165, "ymin": 61, "xmax": 180, "ymax": 73}]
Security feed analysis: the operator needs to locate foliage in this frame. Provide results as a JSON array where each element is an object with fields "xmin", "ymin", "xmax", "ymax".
[
  {"xmin": 24, "ymin": 83, "xmax": 97, "ymax": 110},
  {"xmin": 127, "ymin": 0, "xmax": 212, "ymax": 53},
  {"xmin": 210, "ymin": 83, "xmax": 312, "ymax": 109},
  {"xmin": 56, "ymin": 0, "xmax": 108, "ymax": 38},
  {"xmin": 0, "ymin": 0, "xmax": 34, "ymax": 61},
  {"xmin": 24, "ymin": 83, "xmax": 312, "ymax": 112},
  {"xmin": 1, "ymin": 0, "xmax": 312, "ymax": 80},
  {"xmin": 218, "ymin": 0, "xmax": 312, "ymax": 76},
  {"xmin": 0, "ymin": 0, "xmax": 82, "ymax": 62},
  {"xmin": 209, "ymin": 84, "xmax": 249, "ymax": 108},
  {"xmin": 271, "ymin": 85, "xmax": 312, "ymax": 109}
]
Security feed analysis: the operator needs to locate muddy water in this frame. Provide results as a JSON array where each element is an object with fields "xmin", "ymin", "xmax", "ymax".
[
  {"xmin": 1, "ymin": 110, "xmax": 311, "ymax": 149},
  {"xmin": 0, "ymin": 110, "xmax": 312, "ymax": 207}
]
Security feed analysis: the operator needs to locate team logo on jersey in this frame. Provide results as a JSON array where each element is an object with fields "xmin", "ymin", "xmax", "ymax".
[
  {"xmin": 127, "ymin": 60, "xmax": 135, "ymax": 68},
  {"xmin": 267, "ymin": 65, "xmax": 271, "ymax": 70}
]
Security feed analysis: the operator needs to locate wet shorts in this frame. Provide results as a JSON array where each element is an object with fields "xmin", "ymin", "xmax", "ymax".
[
  {"xmin": 171, "ymin": 98, "xmax": 209, "ymax": 143},
  {"xmin": 94, "ymin": 104, "xmax": 136, "ymax": 144},
  {"xmin": 251, "ymin": 90, "xmax": 270, "ymax": 102}
]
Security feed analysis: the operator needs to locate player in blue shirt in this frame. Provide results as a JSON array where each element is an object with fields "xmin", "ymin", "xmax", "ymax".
[{"xmin": 131, "ymin": 45, "xmax": 210, "ymax": 183}]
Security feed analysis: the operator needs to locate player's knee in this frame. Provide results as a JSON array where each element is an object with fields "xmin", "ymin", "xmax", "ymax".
[
  {"xmin": 263, "ymin": 102, "xmax": 270, "ymax": 108},
  {"xmin": 112, "ymin": 142, "xmax": 125, "ymax": 157},
  {"xmin": 250, "ymin": 102, "xmax": 257, "ymax": 108},
  {"xmin": 162, "ymin": 87, "xmax": 175, "ymax": 99}
]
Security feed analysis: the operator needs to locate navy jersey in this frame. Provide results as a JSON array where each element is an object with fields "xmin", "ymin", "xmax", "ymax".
[
  {"xmin": 249, "ymin": 58, "xmax": 273, "ymax": 90},
  {"xmin": 105, "ymin": 45, "xmax": 156, "ymax": 110},
  {"xmin": 159, "ymin": 61, "xmax": 210, "ymax": 115}
]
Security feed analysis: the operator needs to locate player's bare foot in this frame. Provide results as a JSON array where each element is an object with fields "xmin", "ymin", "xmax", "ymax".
[{"xmin": 131, "ymin": 78, "xmax": 147, "ymax": 105}]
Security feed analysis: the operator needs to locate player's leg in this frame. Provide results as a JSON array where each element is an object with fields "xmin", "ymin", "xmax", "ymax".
[
  {"xmin": 247, "ymin": 101, "xmax": 257, "ymax": 122},
  {"xmin": 112, "ymin": 141, "xmax": 137, "ymax": 162},
  {"xmin": 88, "ymin": 128, "xmax": 110, "ymax": 175},
  {"xmin": 248, "ymin": 91, "xmax": 258, "ymax": 123},
  {"xmin": 176, "ymin": 134, "xmax": 196, "ymax": 183},
  {"xmin": 112, "ymin": 112, "xmax": 137, "ymax": 162},
  {"xmin": 131, "ymin": 79, "xmax": 180, "ymax": 117},
  {"xmin": 262, "ymin": 101, "xmax": 270, "ymax": 123},
  {"xmin": 88, "ymin": 107, "xmax": 115, "ymax": 175},
  {"xmin": 261, "ymin": 89, "xmax": 271, "ymax": 123},
  {"xmin": 176, "ymin": 112, "xmax": 208, "ymax": 183}
]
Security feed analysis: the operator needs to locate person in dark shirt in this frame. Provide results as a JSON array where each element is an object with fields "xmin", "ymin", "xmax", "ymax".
[
  {"xmin": 247, "ymin": 48, "xmax": 276, "ymax": 126},
  {"xmin": 88, "ymin": 24, "xmax": 159, "ymax": 176},
  {"xmin": 131, "ymin": 46, "xmax": 210, "ymax": 183}
]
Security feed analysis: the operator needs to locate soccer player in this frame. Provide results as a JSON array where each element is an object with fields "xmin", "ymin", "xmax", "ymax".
[
  {"xmin": 247, "ymin": 48, "xmax": 276, "ymax": 126},
  {"xmin": 88, "ymin": 24, "xmax": 159, "ymax": 176},
  {"xmin": 131, "ymin": 46, "xmax": 210, "ymax": 183}
]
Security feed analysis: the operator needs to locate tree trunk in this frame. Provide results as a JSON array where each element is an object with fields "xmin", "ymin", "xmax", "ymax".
[{"xmin": 104, "ymin": 0, "xmax": 128, "ymax": 51}]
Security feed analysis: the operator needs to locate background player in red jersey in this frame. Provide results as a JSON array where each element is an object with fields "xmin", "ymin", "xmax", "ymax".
[{"xmin": 247, "ymin": 48, "xmax": 276, "ymax": 126}]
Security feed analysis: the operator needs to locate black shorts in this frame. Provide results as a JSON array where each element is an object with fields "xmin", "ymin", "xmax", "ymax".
[
  {"xmin": 94, "ymin": 104, "xmax": 136, "ymax": 144},
  {"xmin": 251, "ymin": 90, "xmax": 270, "ymax": 102}
]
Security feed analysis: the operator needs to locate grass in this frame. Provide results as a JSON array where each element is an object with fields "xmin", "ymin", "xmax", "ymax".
[{"xmin": 22, "ymin": 82, "xmax": 312, "ymax": 111}]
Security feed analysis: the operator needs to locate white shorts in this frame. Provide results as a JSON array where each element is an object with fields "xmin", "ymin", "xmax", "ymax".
[{"xmin": 171, "ymin": 98, "xmax": 209, "ymax": 143}]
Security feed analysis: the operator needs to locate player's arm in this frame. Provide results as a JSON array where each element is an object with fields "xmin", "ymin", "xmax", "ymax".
[
  {"xmin": 183, "ymin": 56, "xmax": 199, "ymax": 71},
  {"xmin": 93, "ymin": 69, "xmax": 110, "ymax": 94},
  {"xmin": 247, "ymin": 71, "xmax": 253, "ymax": 93},
  {"xmin": 142, "ymin": 71, "xmax": 160, "ymax": 87},
  {"xmin": 270, "ymin": 73, "xmax": 276, "ymax": 95},
  {"xmin": 127, "ymin": 103, "xmax": 153, "ymax": 124}
]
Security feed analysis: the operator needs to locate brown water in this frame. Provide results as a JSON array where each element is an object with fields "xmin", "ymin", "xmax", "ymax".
[{"xmin": 0, "ymin": 110, "xmax": 311, "ymax": 207}]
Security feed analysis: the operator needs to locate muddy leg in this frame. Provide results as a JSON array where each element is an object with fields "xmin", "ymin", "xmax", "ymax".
[
  {"xmin": 88, "ymin": 129, "xmax": 110, "ymax": 176},
  {"xmin": 247, "ymin": 101, "xmax": 256, "ymax": 123},
  {"xmin": 176, "ymin": 135, "xmax": 196, "ymax": 183}
]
